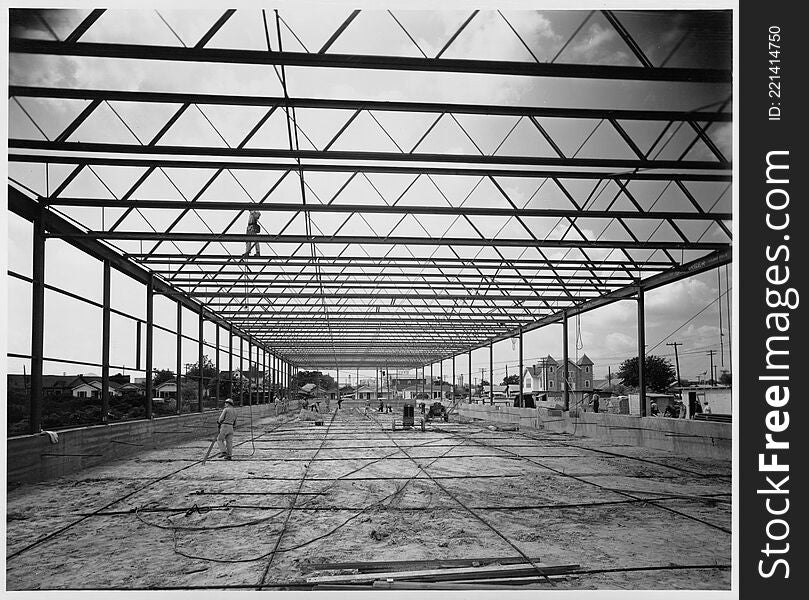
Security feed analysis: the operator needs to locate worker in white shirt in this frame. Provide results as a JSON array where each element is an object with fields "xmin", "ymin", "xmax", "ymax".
[
  {"xmin": 216, "ymin": 398, "xmax": 237, "ymax": 460},
  {"xmin": 245, "ymin": 210, "xmax": 261, "ymax": 257}
]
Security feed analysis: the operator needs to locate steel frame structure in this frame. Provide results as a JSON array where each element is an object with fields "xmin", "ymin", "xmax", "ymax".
[{"xmin": 8, "ymin": 8, "xmax": 732, "ymax": 429}]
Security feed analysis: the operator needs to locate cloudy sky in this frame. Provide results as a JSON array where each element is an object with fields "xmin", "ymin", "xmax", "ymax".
[{"xmin": 5, "ymin": 5, "xmax": 733, "ymax": 385}]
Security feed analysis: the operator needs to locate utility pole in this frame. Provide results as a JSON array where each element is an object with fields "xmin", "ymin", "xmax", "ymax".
[
  {"xmin": 706, "ymin": 350, "xmax": 716, "ymax": 386},
  {"xmin": 666, "ymin": 342, "xmax": 683, "ymax": 387},
  {"xmin": 607, "ymin": 365, "xmax": 612, "ymax": 388}
]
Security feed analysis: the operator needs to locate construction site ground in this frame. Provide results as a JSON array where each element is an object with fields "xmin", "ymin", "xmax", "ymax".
[{"xmin": 5, "ymin": 407, "xmax": 731, "ymax": 590}]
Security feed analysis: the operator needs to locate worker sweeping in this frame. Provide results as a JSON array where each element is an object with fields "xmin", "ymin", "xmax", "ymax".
[
  {"xmin": 245, "ymin": 210, "xmax": 261, "ymax": 257},
  {"xmin": 216, "ymin": 398, "xmax": 237, "ymax": 460}
]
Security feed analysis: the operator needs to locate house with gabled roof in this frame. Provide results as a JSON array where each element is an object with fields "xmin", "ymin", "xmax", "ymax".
[{"xmin": 523, "ymin": 354, "xmax": 595, "ymax": 396}]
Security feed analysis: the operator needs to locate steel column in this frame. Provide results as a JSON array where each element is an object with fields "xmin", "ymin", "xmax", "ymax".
[
  {"xmin": 452, "ymin": 355, "xmax": 456, "ymax": 404},
  {"xmin": 145, "ymin": 275, "xmax": 154, "ymax": 419},
  {"xmin": 518, "ymin": 327, "xmax": 523, "ymax": 408},
  {"xmin": 439, "ymin": 359, "xmax": 443, "ymax": 402},
  {"xmin": 489, "ymin": 341, "xmax": 494, "ymax": 405},
  {"xmin": 430, "ymin": 363, "xmax": 433, "ymax": 400},
  {"xmin": 101, "ymin": 259, "xmax": 111, "ymax": 423},
  {"xmin": 468, "ymin": 350, "xmax": 473, "ymax": 402},
  {"xmin": 215, "ymin": 325, "xmax": 220, "ymax": 403},
  {"xmin": 239, "ymin": 336, "xmax": 244, "ymax": 406},
  {"xmin": 135, "ymin": 320, "xmax": 141, "ymax": 371},
  {"xmin": 270, "ymin": 353, "xmax": 275, "ymax": 402},
  {"xmin": 30, "ymin": 209, "xmax": 45, "ymax": 434},
  {"xmin": 176, "ymin": 301, "xmax": 182, "ymax": 415},
  {"xmin": 247, "ymin": 340, "xmax": 252, "ymax": 406},
  {"xmin": 562, "ymin": 312, "xmax": 569, "ymax": 412},
  {"xmin": 638, "ymin": 287, "xmax": 647, "ymax": 417},
  {"xmin": 228, "ymin": 324, "xmax": 233, "ymax": 401},
  {"xmin": 198, "ymin": 306, "xmax": 204, "ymax": 412}
]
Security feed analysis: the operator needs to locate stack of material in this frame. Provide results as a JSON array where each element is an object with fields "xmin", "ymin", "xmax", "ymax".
[
  {"xmin": 298, "ymin": 409, "xmax": 321, "ymax": 422},
  {"xmin": 304, "ymin": 556, "xmax": 580, "ymax": 589}
]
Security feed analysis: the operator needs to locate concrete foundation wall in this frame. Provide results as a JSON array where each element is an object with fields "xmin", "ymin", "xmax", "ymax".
[
  {"xmin": 457, "ymin": 403, "xmax": 730, "ymax": 460},
  {"xmin": 7, "ymin": 403, "xmax": 287, "ymax": 487},
  {"xmin": 458, "ymin": 403, "xmax": 543, "ymax": 430}
]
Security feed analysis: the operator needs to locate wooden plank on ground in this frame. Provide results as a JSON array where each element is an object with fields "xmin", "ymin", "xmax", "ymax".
[
  {"xmin": 301, "ymin": 555, "xmax": 544, "ymax": 573},
  {"xmin": 306, "ymin": 562, "xmax": 579, "ymax": 584}
]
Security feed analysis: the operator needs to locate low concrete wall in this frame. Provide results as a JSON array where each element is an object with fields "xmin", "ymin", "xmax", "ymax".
[
  {"xmin": 7, "ymin": 403, "xmax": 288, "ymax": 487},
  {"xmin": 458, "ymin": 403, "xmax": 543, "ymax": 430},
  {"xmin": 457, "ymin": 403, "xmax": 730, "ymax": 460}
]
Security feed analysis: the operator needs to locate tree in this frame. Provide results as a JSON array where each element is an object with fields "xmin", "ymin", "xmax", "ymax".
[
  {"xmin": 152, "ymin": 369, "xmax": 174, "ymax": 388},
  {"xmin": 186, "ymin": 355, "xmax": 220, "ymax": 397},
  {"xmin": 719, "ymin": 371, "xmax": 732, "ymax": 385},
  {"xmin": 502, "ymin": 374, "xmax": 520, "ymax": 386},
  {"xmin": 616, "ymin": 355, "xmax": 676, "ymax": 392},
  {"xmin": 186, "ymin": 355, "xmax": 217, "ymax": 381},
  {"xmin": 295, "ymin": 370, "xmax": 336, "ymax": 390}
]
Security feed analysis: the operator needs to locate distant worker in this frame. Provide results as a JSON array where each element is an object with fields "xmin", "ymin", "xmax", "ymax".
[
  {"xmin": 216, "ymin": 398, "xmax": 237, "ymax": 460},
  {"xmin": 337, "ymin": 395, "xmax": 343, "ymax": 410},
  {"xmin": 245, "ymin": 210, "xmax": 261, "ymax": 256},
  {"xmin": 649, "ymin": 400, "xmax": 659, "ymax": 417},
  {"xmin": 592, "ymin": 394, "xmax": 600, "ymax": 414},
  {"xmin": 703, "ymin": 401, "xmax": 712, "ymax": 415}
]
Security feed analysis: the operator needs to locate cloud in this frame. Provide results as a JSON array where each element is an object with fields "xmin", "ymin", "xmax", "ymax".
[{"xmin": 565, "ymin": 22, "xmax": 632, "ymax": 66}]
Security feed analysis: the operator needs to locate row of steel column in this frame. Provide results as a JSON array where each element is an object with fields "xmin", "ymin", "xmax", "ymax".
[
  {"xmin": 27, "ymin": 227, "xmax": 295, "ymax": 434},
  {"xmin": 421, "ymin": 295, "xmax": 648, "ymax": 415}
]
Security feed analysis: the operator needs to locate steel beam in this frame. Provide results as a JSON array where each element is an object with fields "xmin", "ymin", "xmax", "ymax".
[
  {"xmin": 12, "ymin": 153, "xmax": 732, "ymax": 181},
  {"xmin": 132, "ymin": 255, "xmax": 673, "ymax": 269},
  {"xmin": 42, "ymin": 198, "xmax": 732, "ymax": 222},
  {"xmin": 13, "ymin": 139, "xmax": 729, "ymax": 171},
  {"xmin": 7, "ymin": 187, "xmax": 257, "ymax": 345},
  {"xmin": 475, "ymin": 247, "xmax": 732, "ymax": 351},
  {"xmin": 51, "ymin": 231, "xmax": 730, "ymax": 251},
  {"xmin": 10, "ymin": 38, "xmax": 731, "ymax": 82},
  {"xmin": 132, "ymin": 272, "xmax": 640, "ymax": 283},
  {"xmin": 9, "ymin": 85, "xmax": 733, "ymax": 122}
]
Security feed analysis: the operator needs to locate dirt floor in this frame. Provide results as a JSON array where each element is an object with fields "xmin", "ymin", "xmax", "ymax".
[{"xmin": 5, "ymin": 406, "xmax": 731, "ymax": 590}]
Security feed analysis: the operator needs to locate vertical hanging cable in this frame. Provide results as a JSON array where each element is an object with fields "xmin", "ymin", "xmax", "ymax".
[{"xmin": 263, "ymin": 9, "xmax": 337, "ymax": 370}]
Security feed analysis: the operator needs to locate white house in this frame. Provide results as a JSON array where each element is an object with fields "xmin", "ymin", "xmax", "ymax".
[
  {"xmin": 155, "ymin": 380, "xmax": 177, "ymax": 399},
  {"xmin": 70, "ymin": 377, "xmax": 123, "ymax": 398}
]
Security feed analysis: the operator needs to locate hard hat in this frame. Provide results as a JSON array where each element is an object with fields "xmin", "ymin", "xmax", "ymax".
[{"xmin": 224, "ymin": 398, "xmax": 234, "ymax": 405}]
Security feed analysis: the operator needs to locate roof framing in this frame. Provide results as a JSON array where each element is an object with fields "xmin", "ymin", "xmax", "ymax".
[{"xmin": 8, "ymin": 8, "xmax": 733, "ymax": 369}]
